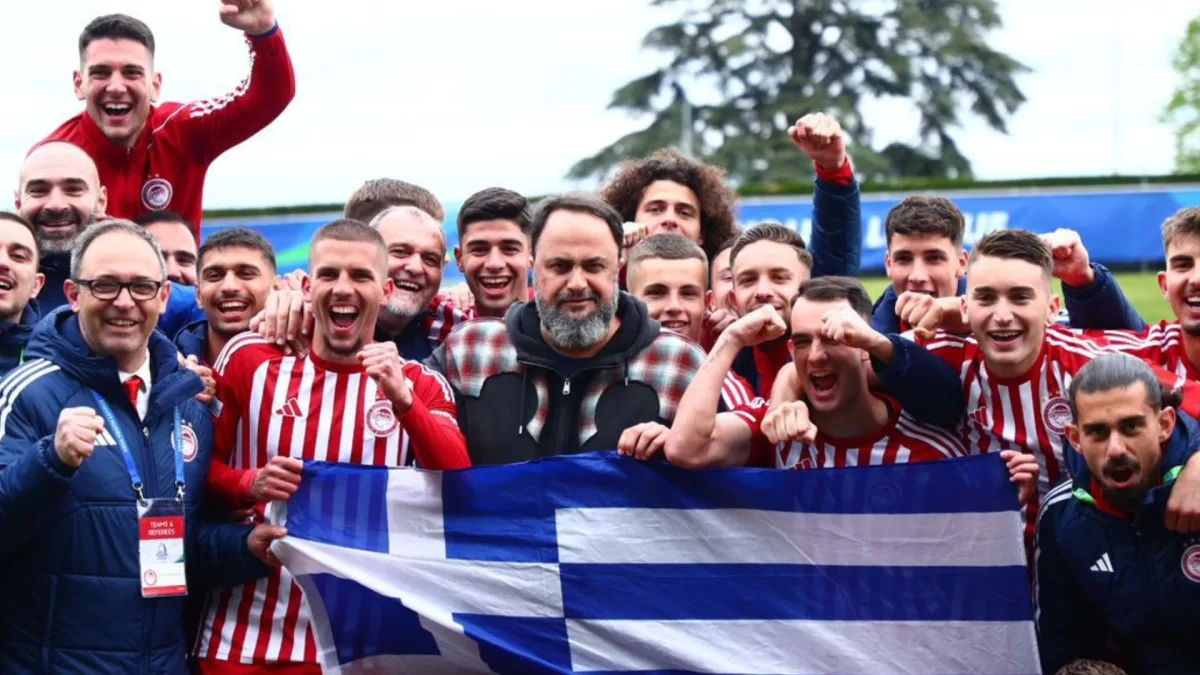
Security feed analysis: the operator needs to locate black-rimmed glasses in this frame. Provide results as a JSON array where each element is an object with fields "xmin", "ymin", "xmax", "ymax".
[{"xmin": 74, "ymin": 278, "xmax": 164, "ymax": 301}]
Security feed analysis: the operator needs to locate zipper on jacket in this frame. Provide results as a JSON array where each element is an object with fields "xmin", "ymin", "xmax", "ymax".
[{"xmin": 562, "ymin": 378, "xmax": 571, "ymax": 395}]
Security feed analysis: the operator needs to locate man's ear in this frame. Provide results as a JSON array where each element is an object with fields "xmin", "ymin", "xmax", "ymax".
[
  {"xmin": 453, "ymin": 245, "xmax": 465, "ymax": 273},
  {"xmin": 1065, "ymin": 424, "xmax": 1081, "ymax": 452},
  {"xmin": 30, "ymin": 272, "xmax": 46, "ymax": 300},
  {"xmin": 1159, "ymin": 405, "xmax": 1178, "ymax": 445}
]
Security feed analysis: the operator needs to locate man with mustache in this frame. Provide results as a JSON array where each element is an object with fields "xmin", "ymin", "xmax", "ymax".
[
  {"xmin": 426, "ymin": 194, "xmax": 709, "ymax": 465},
  {"xmin": 15, "ymin": 141, "xmax": 205, "ymax": 337},
  {"xmin": 174, "ymin": 228, "xmax": 275, "ymax": 367},
  {"xmin": 38, "ymin": 2, "xmax": 295, "ymax": 232},
  {"xmin": 1036, "ymin": 353, "xmax": 1200, "ymax": 673}
]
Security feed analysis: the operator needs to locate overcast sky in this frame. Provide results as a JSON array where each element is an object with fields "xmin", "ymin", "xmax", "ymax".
[{"xmin": 1, "ymin": 0, "xmax": 1195, "ymax": 210}]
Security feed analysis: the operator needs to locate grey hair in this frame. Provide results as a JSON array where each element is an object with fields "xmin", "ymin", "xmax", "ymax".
[
  {"xmin": 70, "ymin": 219, "xmax": 167, "ymax": 279},
  {"xmin": 1067, "ymin": 352, "xmax": 1164, "ymax": 420},
  {"xmin": 366, "ymin": 205, "xmax": 446, "ymax": 246}
]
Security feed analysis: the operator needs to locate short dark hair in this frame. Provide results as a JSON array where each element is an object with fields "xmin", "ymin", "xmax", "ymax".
[
  {"xmin": 529, "ymin": 193, "xmax": 624, "ymax": 256},
  {"xmin": 729, "ymin": 223, "xmax": 813, "ymax": 271},
  {"xmin": 1161, "ymin": 206, "xmax": 1200, "ymax": 255},
  {"xmin": 709, "ymin": 234, "xmax": 740, "ymax": 286},
  {"xmin": 598, "ymin": 149, "xmax": 739, "ymax": 261},
  {"xmin": 885, "ymin": 196, "xmax": 965, "ymax": 248},
  {"xmin": 197, "ymin": 228, "xmax": 277, "ymax": 273},
  {"xmin": 0, "ymin": 212, "xmax": 39, "ymax": 246},
  {"xmin": 968, "ymin": 229, "xmax": 1052, "ymax": 276},
  {"xmin": 457, "ymin": 187, "xmax": 531, "ymax": 240},
  {"xmin": 79, "ymin": 14, "xmax": 155, "ymax": 59},
  {"xmin": 344, "ymin": 179, "xmax": 444, "ymax": 224},
  {"xmin": 1068, "ymin": 352, "xmax": 1164, "ymax": 420},
  {"xmin": 134, "ymin": 210, "xmax": 195, "ymax": 243},
  {"xmin": 628, "ymin": 234, "xmax": 709, "ymax": 286},
  {"xmin": 1054, "ymin": 660, "xmax": 1127, "ymax": 675},
  {"xmin": 792, "ymin": 276, "xmax": 873, "ymax": 320}
]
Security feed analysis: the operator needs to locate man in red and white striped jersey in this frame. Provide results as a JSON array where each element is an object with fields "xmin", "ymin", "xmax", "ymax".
[
  {"xmin": 914, "ymin": 228, "xmax": 1200, "ymax": 535},
  {"xmin": 660, "ymin": 278, "xmax": 1042, "ymax": 496},
  {"xmin": 1096, "ymin": 208, "xmax": 1200, "ymax": 383},
  {"xmin": 194, "ymin": 219, "xmax": 470, "ymax": 674},
  {"xmin": 626, "ymin": 233, "xmax": 755, "ymax": 412}
]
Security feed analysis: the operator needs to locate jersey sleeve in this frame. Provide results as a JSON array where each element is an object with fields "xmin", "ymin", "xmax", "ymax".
[
  {"xmin": 206, "ymin": 335, "xmax": 278, "ymax": 505},
  {"xmin": 400, "ymin": 362, "xmax": 471, "ymax": 470},
  {"xmin": 719, "ymin": 372, "xmax": 756, "ymax": 414},
  {"xmin": 908, "ymin": 329, "xmax": 969, "ymax": 372},
  {"xmin": 728, "ymin": 398, "xmax": 775, "ymax": 468},
  {"xmin": 422, "ymin": 296, "xmax": 472, "ymax": 349},
  {"xmin": 1082, "ymin": 322, "xmax": 1170, "ymax": 363},
  {"xmin": 182, "ymin": 28, "xmax": 296, "ymax": 166}
]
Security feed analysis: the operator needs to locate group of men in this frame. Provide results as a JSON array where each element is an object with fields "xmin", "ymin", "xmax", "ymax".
[{"xmin": 1, "ymin": 2, "xmax": 1199, "ymax": 674}]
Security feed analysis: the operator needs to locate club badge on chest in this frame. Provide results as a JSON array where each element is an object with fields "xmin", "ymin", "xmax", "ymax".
[{"xmin": 366, "ymin": 399, "xmax": 399, "ymax": 438}]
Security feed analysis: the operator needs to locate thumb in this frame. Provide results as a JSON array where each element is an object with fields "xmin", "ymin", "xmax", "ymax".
[{"xmin": 219, "ymin": 4, "xmax": 241, "ymax": 17}]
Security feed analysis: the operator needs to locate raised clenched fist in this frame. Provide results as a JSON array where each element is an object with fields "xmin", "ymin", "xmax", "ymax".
[
  {"xmin": 788, "ymin": 113, "xmax": 847, "ymax": 171},
  {"xmin": 55, "ymin": 407, "xmax": 105, "ymax": 469}
]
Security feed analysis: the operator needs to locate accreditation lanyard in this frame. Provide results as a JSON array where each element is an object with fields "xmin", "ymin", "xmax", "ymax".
[{"xmin": 92, "ymin": 392, "xmax": 184, "ymax": 505}]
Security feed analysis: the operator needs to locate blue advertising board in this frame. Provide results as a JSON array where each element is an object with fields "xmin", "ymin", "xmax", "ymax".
[{"xmin": 203, "ymin": 185, "xmax": 1200, "ymax": 283}]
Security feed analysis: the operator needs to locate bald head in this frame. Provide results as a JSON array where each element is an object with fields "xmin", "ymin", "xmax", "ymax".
[
  {"xmin": 17, "ymin": 142, "xmax": 108, "ymax": 255},
  {"xmin": 369, "ymin": 205, "xmax": 447, "ymax": 321}
]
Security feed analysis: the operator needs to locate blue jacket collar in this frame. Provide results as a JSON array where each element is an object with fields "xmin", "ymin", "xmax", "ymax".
[
  {"xmin": 25, "ymin": 306, "xmax": 202, "ymax": 419},
  {"xmin": 0, "ymin": 300, "xmax": 40, "ymax": 349},
  {"xmin": 173, "ymin": 318, "xmax": 210, "ymax": 363}
]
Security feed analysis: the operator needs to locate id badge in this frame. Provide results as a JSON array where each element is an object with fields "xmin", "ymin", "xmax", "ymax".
[{"xmin": 137, "ymin": 499, "xmax": 188, "ymax": 598}]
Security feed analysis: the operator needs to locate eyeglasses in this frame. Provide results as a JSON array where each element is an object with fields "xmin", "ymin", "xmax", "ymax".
[{"xmin": 74, "ymin": 278, "xmax": 164, "ymax": 301}]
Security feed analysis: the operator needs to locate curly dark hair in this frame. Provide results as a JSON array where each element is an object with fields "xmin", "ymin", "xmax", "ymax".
[{"xmin": 598, "ymin": 149, "xmax": 738, "ymax": 261}]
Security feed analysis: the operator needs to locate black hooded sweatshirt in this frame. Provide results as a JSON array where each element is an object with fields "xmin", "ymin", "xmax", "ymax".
[{"xmin": 426, "ymin": 293, "xmax": 706, "ymax": 465}]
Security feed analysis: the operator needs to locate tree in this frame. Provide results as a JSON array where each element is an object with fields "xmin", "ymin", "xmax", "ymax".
[
  {"xmin": 570, "ymin": 0, "xmax": 1028, "ymax": 185},
  {"xmin": 1164, "ymin": 16, "xmax": 1200, "ymax": 173}
]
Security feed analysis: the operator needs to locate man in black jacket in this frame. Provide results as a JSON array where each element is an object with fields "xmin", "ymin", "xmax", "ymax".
[{"xmin": 426, "ymin": 193, "xmax": 707, "ymax": 465}]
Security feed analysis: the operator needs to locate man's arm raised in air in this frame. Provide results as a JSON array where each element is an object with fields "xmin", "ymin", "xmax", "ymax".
[
  {"xmin": 665, "ymin": 307, "xmax": 785, "ymax": 469},
  {"xmin": 186, "ymin": 0, "xmax": 297, "ymax": 165},
  {"xmin": 1041, "ymin": 229, "xmax": 1146, "ymax": 332},
  {"xmin": 789, "ymin": 113, "xmax": 862, "ymax": 278}
]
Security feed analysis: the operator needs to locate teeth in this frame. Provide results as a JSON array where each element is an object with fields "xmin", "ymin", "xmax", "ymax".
[
  {"xmin": 218, "ymin": 301, "xmax": 248, "ymax": 311},
  {"xmin": 103, "ymin": 104, "xmax": 131, "ymax": 115},
  {"xmin": 395, "ymin": 281, "xmax": 421, "ymax": 292},
  {"xmin": 479, "ymin": 277, "xmax": 511, "ymax": 288},
  {"xmin": 0, "ymin": 281, "xmax": 12, "ymax": 291},
  {"xmin": 1186, "ymin": 295, "xmax": 1200, "ymax": 307},
  {"xmin": 108, "ymin": 319, "xmax": 136, "ymax": 327},
  {"xmin": 331, "ymin": 306, "xmax": 357, "ymax": 315},
  {"xmin": 991, "ymin": 331, "xmax": 1020, "ymax": 340}
]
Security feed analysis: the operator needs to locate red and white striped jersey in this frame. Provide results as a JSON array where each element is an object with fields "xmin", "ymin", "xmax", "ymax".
[
  {"xmin": 419, "ymin": 294, "xmax": 471, "ymax": 347},
  {"xmin": 916, "ymin": 325, "xmax": 1110, "ymax": 509},
  {"xmin": 195, "ymin": 333, "xmax": 468, "ymax": 667},
  {"xmin": 1091, "ymin": 320, "xmax": 1199, "ymax": 381},
  {"xmin": 720, "ymin": 371, "xmax": 756, "ymax": 412},
  {"xmin": 731, "ymin": 394, "xmax": 967, "ymax": 469}
]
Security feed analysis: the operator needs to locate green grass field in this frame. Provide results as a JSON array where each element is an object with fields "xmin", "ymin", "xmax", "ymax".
[{"xmin": 858, "ymin": 271, "xmax": 1173, "ymax": 324}]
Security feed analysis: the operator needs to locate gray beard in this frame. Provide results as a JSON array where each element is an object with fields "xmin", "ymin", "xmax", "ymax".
[{"xmin": 536, "ymin": 292, "xmax": 618, "ymax": 351}]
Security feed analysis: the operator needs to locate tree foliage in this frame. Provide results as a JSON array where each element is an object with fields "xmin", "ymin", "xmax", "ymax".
[
  {"xmin": 1164, "ymin": 16, "xmax": 1200, "ymax": 173},
  {"xmin": 570, "ymin": 0, "xmax": 1028, "ymax": 185}
]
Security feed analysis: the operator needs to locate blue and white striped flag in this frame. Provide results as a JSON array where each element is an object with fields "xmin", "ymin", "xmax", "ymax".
[{"xmin": 271, "ymin": 453, "xmax": 1040, "ymax": 674}]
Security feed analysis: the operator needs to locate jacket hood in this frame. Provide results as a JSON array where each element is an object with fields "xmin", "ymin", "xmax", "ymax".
[
  {"xmin": 506, "ymin": 292, "xmax": 659, "ymax": 372},
  {"xmin": 1066, "ymin": 407, "xmax": 1200, "ymax": 499},
  {"xmin": 25, "ymin": 306, "xmax": 202, "ymax": 414}
]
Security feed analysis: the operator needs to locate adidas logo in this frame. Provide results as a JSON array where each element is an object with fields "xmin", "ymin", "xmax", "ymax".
[
  {"xmin": 1090, "ymin": 552, "xmax": 1114, "ymax": 573},
  {"xmin": 274, "ymin": 398, "xmax": 304, "ymax": 418}
]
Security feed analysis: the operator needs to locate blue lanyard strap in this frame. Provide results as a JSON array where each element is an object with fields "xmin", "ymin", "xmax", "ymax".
[{"xmin": 91, "ymin": 391, "xmax": 185, "ymax": 504}]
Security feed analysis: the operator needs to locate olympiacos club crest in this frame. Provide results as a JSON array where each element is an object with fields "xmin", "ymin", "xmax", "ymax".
[
  {"xmin": 1042, "ymin": 397, "xmax": 1073, "ymax": 436},
  {"xmin": 366, "ymin": 400, "xmax": 399, "ymax": 438},
  {"xmin": 1182, "ymin": 544, "xmax": 1200, "ymax": 583},
  {"xmin": 141, "ymin": 178, "xmax": 173, "ymax": 211}
]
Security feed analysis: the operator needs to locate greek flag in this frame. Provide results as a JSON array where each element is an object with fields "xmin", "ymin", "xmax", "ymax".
[{"xmin": 272, "ymin": 453, "xmax": 1040, "ymax": 674}]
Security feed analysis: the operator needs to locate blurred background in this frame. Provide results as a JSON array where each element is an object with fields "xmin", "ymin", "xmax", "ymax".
[{"xmin": 3, "ymin": 0, "xmax": 1198, "ymax": 319}]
